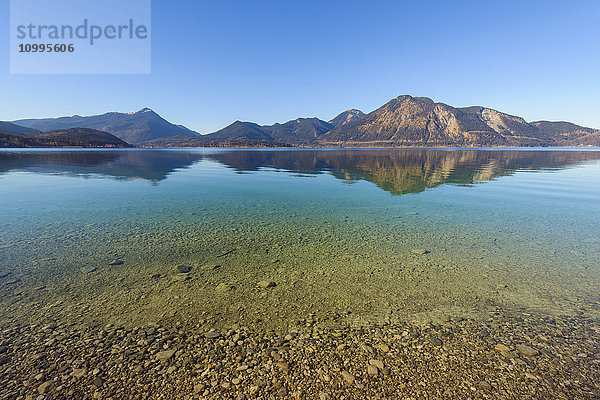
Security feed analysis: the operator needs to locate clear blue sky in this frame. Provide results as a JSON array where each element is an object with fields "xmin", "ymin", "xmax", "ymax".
[{"xmin": 2, "ymin": 0, "xmax": 599, "ymax": 133}]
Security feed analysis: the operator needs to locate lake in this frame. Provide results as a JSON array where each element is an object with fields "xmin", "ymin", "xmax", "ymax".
[
  {"xmin": 2, "ymin": 148, "xmax": 600, "ymax": 399},
  {"xmin": 1, "ymin": 148, "xmax": 599, "ymax": 330}
]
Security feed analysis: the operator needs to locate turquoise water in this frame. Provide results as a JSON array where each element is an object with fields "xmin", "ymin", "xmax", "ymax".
[{"xmin": 0, "ymin": 148, "xmax": 599, "ymax": 330}]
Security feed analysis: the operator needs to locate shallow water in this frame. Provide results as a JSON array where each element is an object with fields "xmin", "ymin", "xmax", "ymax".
[{"xmin": 0, "ymin": 148, "xmax": 599, "ymax": 330}]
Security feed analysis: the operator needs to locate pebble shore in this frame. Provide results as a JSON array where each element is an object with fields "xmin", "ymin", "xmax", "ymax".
[{"xmin": 1, "ymin": 312, "xmax": 598, "ymax": 399}]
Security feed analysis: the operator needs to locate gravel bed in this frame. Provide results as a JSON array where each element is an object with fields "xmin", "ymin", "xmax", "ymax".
[{"xmin": 0, "ymin": 313, "xmax": 598, "ymax": 399}]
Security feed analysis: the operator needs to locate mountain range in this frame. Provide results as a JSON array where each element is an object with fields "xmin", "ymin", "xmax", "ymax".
[
  {"xmin": 0, "ymin": 127, "xmax": 129, "ymax": 148},
  {"xmin": 320, "ymin": 96, "xmax": 600, "ymax": 147},
  {"xmin": 4, "ymin": 95, "xmax": 600, "ymax": 147},
  {"xmin": 204, "ymin": 117, "xmax": 335, "ymax": 145},
  {"xmin": 11, "ymin": 108, "xmax": 199, "ymax": 144}
]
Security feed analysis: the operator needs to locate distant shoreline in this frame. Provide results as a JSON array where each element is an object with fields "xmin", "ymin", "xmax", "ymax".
[{"xmin": 3, "ymin": 145, "xmax": 599, "ymax": 150}]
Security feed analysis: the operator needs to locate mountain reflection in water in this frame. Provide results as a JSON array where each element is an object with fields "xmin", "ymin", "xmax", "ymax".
[{"xmin": 1, "ymin": 148, "xmax": 599, "ymax": 194}]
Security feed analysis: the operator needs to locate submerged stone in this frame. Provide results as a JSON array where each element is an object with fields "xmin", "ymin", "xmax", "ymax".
[
  {"xmin": 369, "ymin": 359, "xmax": 384, "ymax": 370},
  {"xmin": 176, "ymin": 264, "xmax": 192, "ymax": 273},
  {"xmin": 70, "ymin": 368, "xmax": 86, "ymax": 378},
  {"xmin": 38, "ymin": 381, "xmax": 54, "ymax": 394},
  {"xmin": 494, "ymin": 344, "xmax": 510, "ymax": 352},
  {"xmin": 367, "ymin": 364, "xmax": 378, "ymax": 376},
  {"xmin": 172, "ymin": 274, "xmax": 189, "ymax": 282},
  {"xmin": 94, "ymin": 376, "xmax": 105, "ymax": 387},
  {"xmin": 478, "ymin": 381, "xmax": 492, "ymax": 390},
  {"xmin": 341, "ymin": 370, "xmax": 355, "ymax": 384},
  {"xmin": 516, "ymin": 344, "xmax": 539, "ymax": 356},
  {"xmin": 156, "ymin": 349, "xmax": 176, "ymax": 361},
  {"xmin": 216, "ymin": 283, "xmax": 235, "ymax": 291}
]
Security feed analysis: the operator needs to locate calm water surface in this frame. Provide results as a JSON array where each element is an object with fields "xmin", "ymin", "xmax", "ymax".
[{"xmin": 0, "ymin": 148, "xmax": 599, "ymax": 330}]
